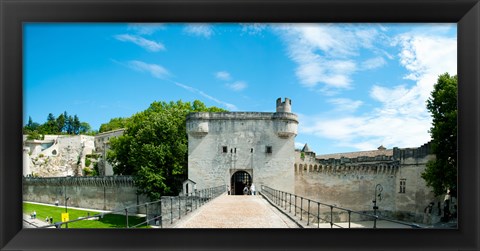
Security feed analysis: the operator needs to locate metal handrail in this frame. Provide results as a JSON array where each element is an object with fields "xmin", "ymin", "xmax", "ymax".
[
  {"xmin": 40, "ymin": 185, "xmax": 226, "ymax": 229},
  {"xmin": 261, "ymin": 185, "xmax": 421, "ymax": 229}
]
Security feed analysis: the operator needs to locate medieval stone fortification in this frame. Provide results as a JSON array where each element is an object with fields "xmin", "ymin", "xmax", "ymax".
[
  {"xmin": 23, "ymin": 97, "xmax": 446, "ymax": 223},
  {"xmin": 186, "ymin": 98, "xmax": 298, "ymax": 195},
  {"xmin": 186, "ymin": 97, "xmax": 441, "ymax": 223},
  {"xmin": 23, "ymin": 176, "xmax": 148, "ymax": 213},
  {"xmin": 295, "ymin": 142, "xmax": 439, "ymax": 222}
]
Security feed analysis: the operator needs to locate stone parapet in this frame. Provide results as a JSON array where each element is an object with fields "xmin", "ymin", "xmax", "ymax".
[
  {"xmin": 317, "ymin": 155, "xmax": 395, "ymax": 165},
  {"xmin": 393, "ymin": 142, "xmax": 432, "ymax": 160},
  {"xmin": 296, "ymin": 161, "xmax": 400, "ymax": 176},
  {"xmin": 186, "ymin": 111, "xmax": 298, "ymax": 138},
  {"xmin": 187, "ymin": 112, "xmax": 273, "ymax": 121},
  {"xmin": 23, "ymin": 176, "xmax": 135, "ymax": 187},
  {"xmin": 187, "ymin": 111, "xmax": 298, "ymax": 121}
]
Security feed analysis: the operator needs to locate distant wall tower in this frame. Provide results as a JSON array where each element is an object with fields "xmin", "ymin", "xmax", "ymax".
[{"xmin": 276, "ymin": 97, "xmax": 292, "ymax": 113}]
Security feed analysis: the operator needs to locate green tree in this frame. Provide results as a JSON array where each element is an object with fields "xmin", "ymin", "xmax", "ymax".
[
  {"xmin": 62, "ymin": 111, "xmax": 73, "ymax": 134},
  {"xmin": 79, "ymin": 122, "xmax": 92, "ymax": 134},
  {"xmin": 107, "ymin": 100, "xmax": 226, "ymax": 200},
  {"xmin": 24, "ymin": 116, "xmax": 40, "ymax": 134},
  {"xmin": 73, "ymin": 115, "xmax": 81, "ymax": 134},
  {"xmin": 26, "ymin": 130, "xmax": 42, "ymax": 140},
  {"xmin": 421, "ymin": 73, "xmax": 457, "ymax": 197},
  {"xmin": 40, "ymin": 113, "xmax": 57, "ymax": 134},
  {"xmin": 56, "ymin": 113, "xmax": 66, "ymax": 133},
  {"xmin": 99, "ymin": 117, "xmax": 129, "ymax": 133}
]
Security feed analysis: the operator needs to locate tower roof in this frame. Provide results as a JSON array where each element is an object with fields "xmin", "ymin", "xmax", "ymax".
[{"xmin": 302, "ymin": 143, "xmax": 312, "ymax": 153}]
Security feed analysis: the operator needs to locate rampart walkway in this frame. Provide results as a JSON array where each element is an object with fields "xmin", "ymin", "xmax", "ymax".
[{"xmin": 173, "ymin": 194, "xmax": 300, "ymax": 228}]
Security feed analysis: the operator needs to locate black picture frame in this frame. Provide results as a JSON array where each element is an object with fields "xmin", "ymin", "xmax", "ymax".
[{"xmin": 1, "ymin": 0, "xmax": 479, "ymax": 250}]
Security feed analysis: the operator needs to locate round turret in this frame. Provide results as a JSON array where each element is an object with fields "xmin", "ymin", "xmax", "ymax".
[
  {"xmin": 273, "ymin": 98, "xmax": 298, "ymax": 138},
  {"xmin": 186, "ymin": 113, "xmax": 210, "ymax": 137},
  {"xmin": 276, "ymin": 97, "xmax": 292, "ymax": 113}
]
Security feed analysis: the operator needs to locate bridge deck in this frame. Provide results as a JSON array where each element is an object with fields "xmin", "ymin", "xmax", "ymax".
[{"xmin": 173, "ymin": 194, "xmax": 300, "ymax": 228}]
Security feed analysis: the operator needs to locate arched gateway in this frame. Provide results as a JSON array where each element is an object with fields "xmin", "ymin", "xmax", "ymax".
[
  {"xmin": 186, "ymin": 98, "xmax": 297, "ymax": 195},
  {"xmin": 230, "ymin": 171, "xmax": 251, "ymax": 195}
]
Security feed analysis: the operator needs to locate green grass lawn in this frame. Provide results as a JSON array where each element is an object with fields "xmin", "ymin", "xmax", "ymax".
[{"xmin": 24, "ymin": 202, "xmax": 149, "ymax": 228}]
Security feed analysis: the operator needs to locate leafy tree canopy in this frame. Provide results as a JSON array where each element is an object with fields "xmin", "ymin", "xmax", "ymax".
[
  {"xmin": 421, "ymin": 73, "xmax": 457, "ymax": 197},
  {"xmin": 99, "ymin": 117, "xmax": 129, "ymax": 133},
  {"xmin": 23, "ymin": 111, "xmax": 94, "ymax": 137},
  {"xmin": 107, "ymin": 100, "xmax": 226, "ymax": 200}
]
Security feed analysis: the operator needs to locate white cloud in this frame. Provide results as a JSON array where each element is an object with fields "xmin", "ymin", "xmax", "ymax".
[
  {"xmin": 215, "ymin": 70, "xmax": 248, "ymax": 92},
  {"xmin": 173, "ymin": 82, "xmax": 238, "ymax": 111},
  {"xmin": 215, "ymin": 71, "xmax": 232, "ymax": 81},
  {"xmin": 295, "ymin": 142, "xmax": 305, "ymax": 150},
  {"xmin": 327, "ymin": 98, "xmax": 363, "ymax": 112},
  {"xmin": 275, "ymin": 24, "xmax": 385, "ymax": 91},
  {"xmin": 184, "ymin": 24, "xmax": 214, "ymax": 38},
  {"xmin": 226, "ymin": 81, "xmax": 248, "ymax": 91},
  {"xmin": 122, "ymin": 59, "xmax": 237, "ymax": 111},
  {"xmin": 354, "ymin": 28, "xmax": 379, "ymax": 49},
  {"xmin": 127, "ymin": 23, "xmax": 165, "ymax": 35},
  {"xmin": 127, "ymin": 60, "xmax": 170, "ymax": 79},
  {"xmin": 241, "ymin": 23, "xmax": 268, "ymax": 35},
  {"xmin": 115, "ymin": 34, "xmax": 165, "ymax": 52},
  {"xmin": 362, "ymin": 57, "xmax": 387, "ymax": 70},
  {"xmin": 393, "ymin": 33, "xmax": 457, "ymax": 101},
  {"xmin": 300, "ymin": 112, "xmax": 431, "ymax": 151},
  {"xmin": 296, "ymin": 27, "xmax": 456, "ymax": 152}
]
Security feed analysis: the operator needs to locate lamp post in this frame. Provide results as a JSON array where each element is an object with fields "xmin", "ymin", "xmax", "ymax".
[
  {"xmin": 64, "ymin": 178, "xmax": 70, "ymax": 228},
  {"xmin": 65, "ymin": 196, "xmax": 70, "ymax": 213},
  {"xmin": 372, "ymin": 184, "xmax": 383, "ymax": 228},
  {"xmin": 65, "ymin": 196, "xmax": 70, "ymax": 228}
]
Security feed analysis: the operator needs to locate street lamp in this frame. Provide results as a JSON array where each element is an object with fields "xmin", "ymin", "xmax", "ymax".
[
  {"xmin": 65, "ymin": 196, "xmax": 70, "ymax": 228},
  {"xmin": 65, "ymin": 196, "xmax": 70, "ymax": 213},
  {"xmin": 372, "ymin": 184, "xmax": 383, "ymax": 228}
]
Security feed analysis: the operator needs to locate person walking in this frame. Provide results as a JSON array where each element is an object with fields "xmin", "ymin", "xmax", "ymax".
[
  {"xmin": 243, "ymin": 185, "xmax": 249, "ymax": 195},
  {"xmin": 250, "ymin": 183, "xmax": 256, "ymax": 195},
  {"xmin": 423, "ymin": 202, "xmax": 434, "ymax": 224}
]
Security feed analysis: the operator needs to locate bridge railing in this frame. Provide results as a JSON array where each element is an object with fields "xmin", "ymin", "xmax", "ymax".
[
  {"xmin": 38, "ymin": 185, "xmax": 226, "ymax": 229},
  {"xmin": 260, "ymin": 185, "xmax": 421, "ymax": 229}
]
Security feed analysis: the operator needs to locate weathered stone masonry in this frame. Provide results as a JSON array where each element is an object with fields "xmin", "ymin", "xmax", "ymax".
[
  {"xmin": 23, "ymin": 176, "xmax": 148, "ymax": 213},
  {"xmin": 186, "ymin": 98, "xmax": 298, "ymax": 194},
  {"xmin": 295, "ymin": 142, "xmax": 440, "ymax": 222},
  {"xmin": 23, "ymin": 98, "xmax": 445, "ymax": 223}
]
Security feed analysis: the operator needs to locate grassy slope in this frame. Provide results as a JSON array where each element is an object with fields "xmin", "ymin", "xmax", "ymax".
[{"xmin": 24, "ymin": 202, "xmax": 148, "ymax": 228}]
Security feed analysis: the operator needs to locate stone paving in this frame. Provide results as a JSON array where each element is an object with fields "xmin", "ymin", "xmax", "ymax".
[
  {"xmin": 173, "ymin": 194, "xmax": 300, "ymax": 228},
  {"xmin": 23, "ymin": 214, "xmax": 54, "ymax": 228}
]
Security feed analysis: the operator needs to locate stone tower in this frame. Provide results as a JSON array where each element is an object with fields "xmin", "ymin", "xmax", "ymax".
[
  {"xmin": 276, "ymin": 97, "xmax": 292, "ymax": 113},
  {"xmin": 186, "ymin": 98, "xmax": 298, "ymax": 194}
]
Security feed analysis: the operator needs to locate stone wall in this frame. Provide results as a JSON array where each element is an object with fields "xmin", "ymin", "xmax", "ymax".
[
  {"xmin": 187, "ymin": 98, "xmax": 298, "ymax": 193},
  {"xmin": 23, "ymin": 176, "xmax": 149, "ymax": 213},
  {"xmin": 394, "ymin": 145, "xmax": 441, "ymax": 222},
  {"xmin": 24, "ymin": 135, "xmax": 95, "ymax": 177},
  {"xmin": 293, "ymin": 142, "xmax": 441, "ymax": 223},
  {"xmin": 94, "ymin": 129, "xmax": 125, "ymax": 176},
  {"xmin": 294, "ymin": 161, "xmax": 398, "ymax": 212}
]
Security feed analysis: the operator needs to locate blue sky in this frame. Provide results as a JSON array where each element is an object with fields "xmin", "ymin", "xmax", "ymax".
[{"xmin": 24, "ymin": 23, "xmax": 457, "ymax": 155}]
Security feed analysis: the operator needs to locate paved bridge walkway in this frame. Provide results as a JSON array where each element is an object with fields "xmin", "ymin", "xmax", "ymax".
[{"xmin": 173, "ymin": 194, "xmax": 300, "ymax": 228}]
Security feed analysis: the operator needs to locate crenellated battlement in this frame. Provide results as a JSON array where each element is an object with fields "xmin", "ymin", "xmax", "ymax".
[
  {"xmin": 276, "ymin": 97, "xmax": 292, "ymax": 113},
  {"xmin": 186, "ymin": 98, "xmax": 298, "ymax": 138},
  {"xmin": 295, "ymin": 160, "xmax": 400, "ymax": 176},
  {"xmin": 295, "ymin": 142, "xmax": 434, "ymax": 178},
  {"xmin": 317, "ymin": 155, "xmax": 394, "ymax": 165},
  {"xmin": 393, "ymin": 142, "xmax": 432, "ymax": 160}
]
